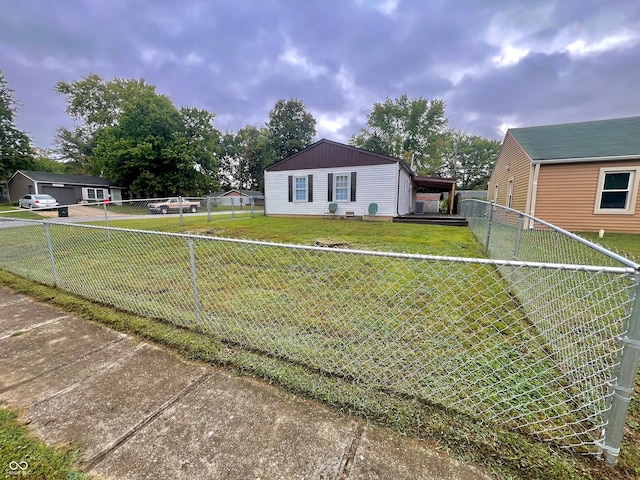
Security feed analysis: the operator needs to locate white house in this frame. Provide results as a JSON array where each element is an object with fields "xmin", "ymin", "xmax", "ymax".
[{"xmin": 264, "ymin": 139, "xmax": 416, "ymax": 220}]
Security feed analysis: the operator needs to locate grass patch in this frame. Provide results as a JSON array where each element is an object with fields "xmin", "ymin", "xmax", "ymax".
[
  {"xmin": 576, "ymin": 231, "xmax": 640, "ymax": 263},
  {"xmin": 0, "ymin": 204, "xmax": 43, "ymax": 220},
  {"xmin": 0, "ymin": 406, "xmax": 89, "ymax": 479}
]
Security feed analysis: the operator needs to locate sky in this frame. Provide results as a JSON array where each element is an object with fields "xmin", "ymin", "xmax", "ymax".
[{"xmin": 1, "ymin": 0, "xmax": 640, "ymax": 150}]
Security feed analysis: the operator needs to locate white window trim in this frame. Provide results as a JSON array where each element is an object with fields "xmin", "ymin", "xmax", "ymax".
[
  {"xmin": 334, "ymin": 173, "xmax": 350, "ymax": 202},
  {"xmin": 294, "ymin": 176, "xmax": 307, "ymax": 202},
  {"xmin": 82, "ymin": 187, "xmax": 109, "ymax": 202},
  {"xmin": 594, "ymin": 166, "xmax": 640, "ymax": 215}
]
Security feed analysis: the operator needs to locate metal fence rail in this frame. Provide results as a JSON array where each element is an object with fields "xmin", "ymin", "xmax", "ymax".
[{"xmin": 0, "ymin": 202, "xmax": 638, "ymax": 464}]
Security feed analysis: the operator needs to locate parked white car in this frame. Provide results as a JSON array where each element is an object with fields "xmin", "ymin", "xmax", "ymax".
[{"xmin": 19, "ymin": 194, "xmax": 59, "ymax": 210}]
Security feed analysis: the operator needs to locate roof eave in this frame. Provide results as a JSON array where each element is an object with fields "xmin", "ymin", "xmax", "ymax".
[{"xmin": 532, "ymin": 154, "xmax": 640, "ymax": 165}]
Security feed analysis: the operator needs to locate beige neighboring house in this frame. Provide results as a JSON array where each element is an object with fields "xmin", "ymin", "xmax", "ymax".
[{"xmin": 488, "ymin": 116, "xmax": 640, "ymax": 233}]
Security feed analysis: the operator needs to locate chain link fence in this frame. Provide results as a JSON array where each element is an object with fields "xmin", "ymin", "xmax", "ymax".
[
  {"xmin": 1, "ymin": 196, "xmax": 260, "ymax": 225},
  {"xmin": 0, "ymin": 200, "xmax": 638, "ymax": 464}
]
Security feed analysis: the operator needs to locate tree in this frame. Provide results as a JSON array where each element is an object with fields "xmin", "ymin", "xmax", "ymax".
[
  {"xmin": 54, "ymin": 75, "xmax": 156, "ymax": 170},
  {"xmin": 350, "ymin": 94, "xmax": 447, "ymax": 174},
  {"xmin": 88, "ymin": 89, "xmax": 220, "ymax": 196},
  {"xmin": 267, "ymin": 98, "xmax": 316, "ymax": 160},
  {"xmin": 441, "ymin": 130, "xmax": 501, "ymax": 189},
  {"xmin": 57, "ymin": 74, "xmax": 222, "ymax": 195},
  {"xmin": 0, "ymin": 71, "xmax": 33, "ymax": 180},
  {"xmin": 219, "ymin": 126, "xmax": 274, "ymax": 192}
]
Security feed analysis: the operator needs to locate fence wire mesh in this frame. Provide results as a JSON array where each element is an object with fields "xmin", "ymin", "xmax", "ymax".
[
  {"xmin": 0, "ymin": 196, "xmax": 259, "ymax": 225},
  {"xmin": 0, "ymin": 199, "xmax": 638, "ymax": 460}
]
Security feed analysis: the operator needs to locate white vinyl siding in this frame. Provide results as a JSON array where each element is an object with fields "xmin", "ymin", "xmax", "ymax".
[{"xmin": 265, "ymin": 163, "xmax": 402, "ymax": 217}]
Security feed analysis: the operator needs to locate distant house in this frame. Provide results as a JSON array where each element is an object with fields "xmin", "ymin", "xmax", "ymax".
[
  {"xmin": 264, "ymin": 139, "xmax": 457, "ymax": 219},
  {"xmin": 207, "ymin": 189, "xmax": 265, "ymax": 206},
  {"xmin": 7, "ymin": 170, "xmax": 125, "ymax": 205},
  {"xmin": 488, "ymin": 117, "xmax": 640, "ymax": 233}
]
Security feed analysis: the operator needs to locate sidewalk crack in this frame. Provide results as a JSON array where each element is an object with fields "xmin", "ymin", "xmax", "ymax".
[
  {"xmin": 84, "ymin": 370, "xmax": 211, "ymax": 471},
  {"xmin": 338, "ymin": 423, "xmax": 364, "ymax": 480}
]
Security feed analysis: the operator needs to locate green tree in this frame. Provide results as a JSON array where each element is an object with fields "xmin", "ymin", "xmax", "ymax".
[
  {"xmin": 54, "ymin": 75, "xmax": 156, "ymax": 170},
  {"xmin": 219, "ymin": 126, "xmax": 274, "ymax": 192},
  {"xmin": 350, "ymin": 94, "xmax": 447, "ymax": 174},
  {"xmin": 441, "ymin": 130, "xmax": 501, "ymax": 189},
  {"xmin": 267, "ymin": 98, "xmax": 316, "ymax": 160},
  {"xmin": 0, "ymin": 71, "xmax": 33, "ymax": 180},
  {"xmin": 89, "ymin": 89, "xmax": 220, "ymax": 196}
]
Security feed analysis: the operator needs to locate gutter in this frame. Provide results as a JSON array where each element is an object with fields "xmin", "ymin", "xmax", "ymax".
[{"xmin": 533, "ymin": 154, "xmax": 640, "ymax": 165}]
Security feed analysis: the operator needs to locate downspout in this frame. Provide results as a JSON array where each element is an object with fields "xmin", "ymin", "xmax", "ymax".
[
  {"xmin": 528, "ymin": 163, "xmax": 540, "ymax": 228},
  {"xmin": 396, "ymin": 164, "xmax": 402, "ymax": 217}
]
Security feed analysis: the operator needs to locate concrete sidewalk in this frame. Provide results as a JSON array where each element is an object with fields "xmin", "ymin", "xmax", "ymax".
[{"xmin": 0, "ymin": 286, "xmax": 494, "ymax": 479}]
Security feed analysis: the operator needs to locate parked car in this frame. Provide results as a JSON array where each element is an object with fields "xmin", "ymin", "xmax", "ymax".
[
  {"xmin": 148, "ymin": 197, "xmax": 200, "ymax": 214},
  {"xmin": 19, "ymin": 194, "xmax": 59, "ymax": 210}
]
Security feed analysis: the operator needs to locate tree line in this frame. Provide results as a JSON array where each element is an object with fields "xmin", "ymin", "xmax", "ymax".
[{"xmin": 1, "ymin": 70, "xmax": 501, "ymax": 197}]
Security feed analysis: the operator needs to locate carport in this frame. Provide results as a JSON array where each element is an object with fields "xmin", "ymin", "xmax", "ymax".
[{"xmin": 412, "ymin": 176, "xmax": 456, "ymax": 215}]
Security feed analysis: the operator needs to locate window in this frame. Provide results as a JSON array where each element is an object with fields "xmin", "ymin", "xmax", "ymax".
[
  {"xmin": 83, "ymin": 188, "xmax": 109, "ymax": 201},
  {"xmin": 507, "ymin": 179, "xmax": 514, "ymax": 208},
  {"xmin": 595, "ymin": 167, "xmax": 639, "ymax": 214},
  {"xmin": 328, "ymin": 172, "xmax": 356, "ymax": 202},
  {"xmin": 335, "ymin": 174, "xmax": 349, "ymax": 201},
  {"xmin": 493, "ymin": 184, "xmax": 498, "ymax": 202},
  {"xmin": 294, "ymin": 176, "xmax": 307, "ymax": 201}
]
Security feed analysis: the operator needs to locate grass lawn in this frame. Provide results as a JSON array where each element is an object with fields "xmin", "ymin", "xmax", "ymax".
[
  {"xmin": 0, "ymin": 204, "xmax": 43, "ymax": 220},
  {"xmin": 0, "ymin": 215, "xmax": 638, "ymax": 479},
  {"xmin": 576, "ymin": 231, "xmax": 640, "ymax": 263},
  {"xmin": 0, "ymin": 407, "xmax": 88, "ymax": 479}
]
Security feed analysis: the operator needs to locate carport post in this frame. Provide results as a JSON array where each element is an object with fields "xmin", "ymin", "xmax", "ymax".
[
  {"xmin": 43, "ymin": 222, "xmax": 59, "ymax": 286},
  {"xmin": 188, "ymin": 237, "xmax": 201, "ymax": 325}
]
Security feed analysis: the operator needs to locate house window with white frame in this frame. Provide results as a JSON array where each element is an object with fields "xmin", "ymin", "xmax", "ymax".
[
  {"xmin": 294, "ymin": 176, "xmax": 307, "ymax": 201},
  {"xmin": 83, "ymin": 187, "xmax": 108, "ymax": 202},
  {"xmin": 594, "ymin": 167, "xmax": 639, "ymax": 214},
  {"xmin": 335, "ymin": 174, "xmax": 349, "ymax": 201}
]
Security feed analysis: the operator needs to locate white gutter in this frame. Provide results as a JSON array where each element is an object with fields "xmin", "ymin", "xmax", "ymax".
[{"xmin": 533, "ymin": 154, "xmax": 640, "ymax": 165}]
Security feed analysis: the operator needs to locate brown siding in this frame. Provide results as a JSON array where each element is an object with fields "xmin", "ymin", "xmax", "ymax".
[
  {"xmin": 534, "ymin": 160, "xmax": 640, "ymax": 233},
  {"xmin": 7, "ymin": 173, "xmax": 34, "ymax": 202},
  {"xmin": 487, "ymin": 132, "xmax": 531, "ymax": 212},
  {"xmin": 266, "ymin": 139, "xmax": 400, "ymax": 171}
]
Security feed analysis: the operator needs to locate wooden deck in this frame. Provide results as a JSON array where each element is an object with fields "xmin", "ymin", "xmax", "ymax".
[{"xmin": 393, "ymin": 214, "xmax": 469, "ymax": 227}]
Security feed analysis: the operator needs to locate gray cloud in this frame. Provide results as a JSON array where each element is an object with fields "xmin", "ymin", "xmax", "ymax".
[{"xmin": 1, "ymin": 0, "xmax": 639, "ymax": 148}]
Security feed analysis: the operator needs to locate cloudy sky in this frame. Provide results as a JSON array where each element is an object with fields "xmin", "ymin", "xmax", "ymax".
[{"xmin": 2, "ymin": 0, "xmax": 639, "ymax": 150}]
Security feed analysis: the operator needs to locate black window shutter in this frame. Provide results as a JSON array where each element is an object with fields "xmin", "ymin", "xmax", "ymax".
[
  {"xmin": 288, "ymin": 176, "xmax": 293, "ymax": 202},
  {"xmin": 328, "ymin": 173, "xmax": 333, "ymax": 202},
  {"xmin": 350, "ymin": 172, "xmax": 357, "ymax": 201},
  {"xmin": 308, "ymin": 174, "xmax": 313, "ymax": 202}
]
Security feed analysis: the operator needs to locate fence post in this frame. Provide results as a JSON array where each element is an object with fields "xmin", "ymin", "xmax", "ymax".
[
  {"xmin": 231, "ymin": 197, "xmax": 235, "ymax": 219},
  {"xmin": 485, "ymin": 202, "xmax": 495, "ymax": 252},
  {"xmin": 103, "ymin": 203, "xmax": 111, "ymax": 240},
  {"xmin": 603, "ymin": 272, "xmax": 640, "ymax": 465},
  {"xmin": 43, "ymin": 222, "xmax": 59, "ymax": 286},
  {"xmin": 207, "ymin": 197, "xmax": 212, "ymax": 222},
  {"xmin": 250, "ymin": 197, "xmax": 254, "ymax": 218},
  {"xmin": 188, "ymin": 237, "xmax": 201, "ymax": 325},
  {"xmin": 513, "ymin": 214, "xmax": 523, "ymax": 260}
]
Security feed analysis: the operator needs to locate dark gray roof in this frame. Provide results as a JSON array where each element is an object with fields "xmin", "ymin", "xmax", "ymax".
[
  {"xmin": 15, "ymin": 170, "xmax": 123, "ymax": 187},
  {"xmin": 509, "ymin": 116, "xmax": 640, "ymax": 162}
]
